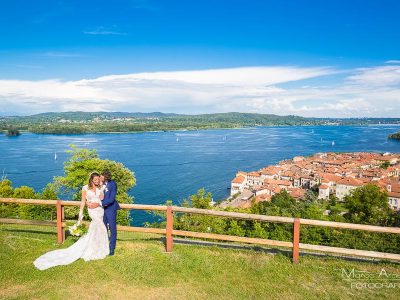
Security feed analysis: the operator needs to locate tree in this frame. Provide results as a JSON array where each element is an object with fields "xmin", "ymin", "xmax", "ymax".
[
  {"xmin": 54, "ymin": 145, "xmax": 136, "ymax": 225},
  {"xmin": 0, "ymin": 180, "xmax": 13, "ymax": 197},
  {"xmin": 6, "ymin": 127, "xmax": 20, "ymax": 136},
  {"xmin": 380, "ymin": 161, "xmax": 390, "ymax": 169},
  {"xmin": 303, "ymin": 190, "xmax": 318, "ymax": 202},
  {"xmin": 302, "ymin": 202, "xmax": 325, "ymax": 220},
  {"xmin": 271, "ymin": 190, "xmax": 296, "ymax": 208},
  {"xmin": 344, "ymin": 184, "xmax": 393, "ymax": 226},
  {"xmin": 40, "ymin": 184, "xmax": 58, "ymax": 200},
  {"xmin": 227, "ymin": 220, "xmax": 245, "ymax": 237},
  {"xmin": 0, "ymin": 180, "xmax": 15, "ymax": 218},
  {"xmin": 13, "ymin": 186, "xmax": 36, "ymax": 199},
  {"xmin": 328, "ymin": 194, "xmax": 338, "ymax": 207},
  {"xmin": 189, "ymin": 188, "xmax": 213, "ymax": 209}
]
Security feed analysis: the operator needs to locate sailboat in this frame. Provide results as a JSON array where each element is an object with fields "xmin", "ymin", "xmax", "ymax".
[
  {"xmin": 54, "ymin": 152, "xmax": 57, "ymax": 160},
  {"xmin": 331, "ymin": 141, "xmax": 335, "ymax": 146},
  {"xmin": 176, "ymin": 137, "xmax": 179, "ymax": 142}
]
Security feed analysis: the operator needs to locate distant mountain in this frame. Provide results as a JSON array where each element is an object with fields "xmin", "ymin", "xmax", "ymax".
[{"xmin": 21, "ymin": 111, "xmax": 181, "ymax": 120}]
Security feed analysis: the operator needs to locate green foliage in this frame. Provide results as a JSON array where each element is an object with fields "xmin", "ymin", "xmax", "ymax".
[
  {"xmin": 54, "ymin": 145, "xmax": 136, "ymax": 225},
  {"xmin": 329, "ymin": 194, "xmax": 338, "ymax": 206},
  {"xmin": 380, "ymin": 161, "xmax": 390, "ymax": 169},
  {"xmin": 253, "ymin": 190, "xmax": 303, "ymax": 217},
  {"xmin": 13, "ymin": 186, "xmax": 36, "ymax": 199},
  {"xmin": 226, "ymin": 220, "xmax": 246, "ymax": 236},
  {"xmin": 0, "ymin": 179, "xmax": 13, "ymax": 197},
  {"xmin": 5, "ymin": 127, "xmax": 20, "ymax": 136},
  {"xmin": 40, "ymin": 184, "xmax": 58, "ymax": 200},
  {"xmin": 388, "ymin": 131, "xmax": 400, "ymax": 140},
  {"xmin": 303, "ymin": 189, "xmax": 318, "ymax": 202},
  {"xmin": 189, "ymin": 188, "xmax": 213, "ymax": 209},
  {"xmin": 0, "ymin": 180, "xmax": 57, "ymax": 220},
  {"xmin": 344, "ymin": 184, "xmax": 393, "ymax": 226},
  {"xmin": 0, "ymin": 180, "xmax": 16, "ymax": 218},
  {"xmin": 248, "ymin": 221, "xmax": 269, "ymax": 239}
]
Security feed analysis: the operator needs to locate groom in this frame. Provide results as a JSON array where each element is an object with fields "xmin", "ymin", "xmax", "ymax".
[{"xmin": 88, "ymin": 170, "xmax": 120, "ymax": 255}]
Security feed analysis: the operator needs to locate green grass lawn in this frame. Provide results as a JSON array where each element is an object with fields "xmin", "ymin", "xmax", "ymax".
[{"xmin": 1, "ymin": 224, "xmax": 400, "ymax": 300}]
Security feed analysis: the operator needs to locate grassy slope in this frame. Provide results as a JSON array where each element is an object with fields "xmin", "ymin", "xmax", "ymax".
[{"xmin": 1, "ymin": 224, "xmax": 400, "ymax": 300}]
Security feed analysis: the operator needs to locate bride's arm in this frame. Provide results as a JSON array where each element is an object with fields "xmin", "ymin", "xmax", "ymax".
[{"xmin": 78, "ymin": 188, "xmax": 86, "ymax": 225}]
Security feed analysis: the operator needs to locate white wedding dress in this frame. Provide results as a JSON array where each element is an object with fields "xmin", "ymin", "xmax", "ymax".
[{"xmin": 34, "ymin": 185, "xmax": 109, "ymax": 270}]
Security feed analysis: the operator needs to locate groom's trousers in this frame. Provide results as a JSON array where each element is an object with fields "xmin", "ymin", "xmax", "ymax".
[{"xmin": 103, "ymin": 209, "xmax": 117, "ymax": 252}]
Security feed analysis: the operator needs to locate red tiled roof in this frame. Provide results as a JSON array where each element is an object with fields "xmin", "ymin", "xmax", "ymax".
[
  {"xmin": 232, "ymin": 176, "xmax": 245, "ymax": 184},
  {"xmin": 337, "ymin": 177, "xmax": 363, "ymax": 187}
]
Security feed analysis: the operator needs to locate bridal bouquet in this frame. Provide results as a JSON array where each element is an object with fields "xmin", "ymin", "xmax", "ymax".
[{"xmin": 68, "ymin": 223, "xmax": 87, "ymax": 237}]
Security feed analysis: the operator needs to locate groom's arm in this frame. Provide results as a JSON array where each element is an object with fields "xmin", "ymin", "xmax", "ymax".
[{"xmin": 102, "ymin": 181, "xmax": 117, "ymax": 207}]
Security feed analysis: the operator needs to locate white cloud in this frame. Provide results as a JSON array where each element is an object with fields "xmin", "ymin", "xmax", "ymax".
[
  {"xmin": 385, "ymin": 60, "xmax": 400, "ymax": 64},
  {"xmin": 347, "ymin": 65, "xmax": 400, "ymax": 87},
  {"xmin": 90, "ymin": 66, "xmax": 334, "ymax": 86},
  {"xmin": 83, "ymin": 26, "xmax": 127, "ymax": 36},
  {"xmin": 0, "ymin": 65, "xmax": 398, "ymax": 117}
]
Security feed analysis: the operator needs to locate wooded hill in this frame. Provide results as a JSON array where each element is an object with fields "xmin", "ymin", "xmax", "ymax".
[{"xmin": 1, "ymin": 112, "xmax": 400, "ymax": 134}]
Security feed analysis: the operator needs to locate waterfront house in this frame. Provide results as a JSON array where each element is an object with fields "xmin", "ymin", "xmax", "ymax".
[
  {"xmin": 318, "ymin": 184, "xmax": 330, "ymax": 199},
  {"xmin": 335, "ymin": 177, "xmax": 364, "ymax": 200},
  {"xmin": 231, "ymin": 175, "xmax": 246, "ymax": 196}
]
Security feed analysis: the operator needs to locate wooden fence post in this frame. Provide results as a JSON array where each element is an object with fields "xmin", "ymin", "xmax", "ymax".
[
  {"xmin": 165, "ymin": 206, "xmax": 173, "ymax": 252},
  {"xmin": 56, "ymin": 200, "xmax": 65, "ymax": 244},
  {"xmin": 293, "ymin": 218, "xmax": 300, "ymax": 264}
]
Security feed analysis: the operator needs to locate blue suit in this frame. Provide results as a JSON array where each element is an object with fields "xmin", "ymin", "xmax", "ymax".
[{"xmin": 102, "ymin": 180, "xmax": 120, "ymax": 253}]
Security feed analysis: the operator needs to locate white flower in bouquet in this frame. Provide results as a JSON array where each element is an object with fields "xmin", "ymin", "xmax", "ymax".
[{"xmin": 68, "ymin": 223, "xmax": 87, "ymax": 237}]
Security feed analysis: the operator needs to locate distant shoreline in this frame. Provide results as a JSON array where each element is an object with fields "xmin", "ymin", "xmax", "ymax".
[
  {"xmin": 2, "ymin": 123, "xmax": 400, "ymax": 135},
  {"xmin": 2, "ymin": 111, "xmax": 400, "ymax": 135}
]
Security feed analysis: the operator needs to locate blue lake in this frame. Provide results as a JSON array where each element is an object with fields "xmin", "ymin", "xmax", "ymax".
[{"xmin": 1, "ymin": 125, "xmax": 400, "ymax": 225}]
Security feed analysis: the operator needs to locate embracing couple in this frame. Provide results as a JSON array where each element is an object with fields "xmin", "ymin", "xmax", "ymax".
[{"xmin": 34, "ymin": 171, "xmax": 119, "ymax": 270}]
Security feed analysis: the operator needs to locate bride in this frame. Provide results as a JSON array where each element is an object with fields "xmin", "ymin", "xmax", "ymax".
[{"xmin": 34, "ymin": 172, "xmax": 109, "ymax": 270}]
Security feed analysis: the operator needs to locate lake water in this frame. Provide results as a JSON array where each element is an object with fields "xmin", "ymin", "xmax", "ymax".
[{"xmin": 1, "ymin": 125, "xmax": 400, "ymax": 225}]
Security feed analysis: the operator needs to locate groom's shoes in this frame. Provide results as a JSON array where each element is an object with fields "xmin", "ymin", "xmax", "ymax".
[{"xmin": 109, "ymin": 249, "xmax": 115, "ymax": 256}]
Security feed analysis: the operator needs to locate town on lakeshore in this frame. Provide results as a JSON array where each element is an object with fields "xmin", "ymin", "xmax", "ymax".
[{"xmin": 226, "ymin": 152, "xmax": 400, "ymax": 210}]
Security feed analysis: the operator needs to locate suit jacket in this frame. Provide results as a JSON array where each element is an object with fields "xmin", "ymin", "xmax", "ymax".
[{"xmin": 102, "ymin": 180, "xmax": 120, "ymax": 211}]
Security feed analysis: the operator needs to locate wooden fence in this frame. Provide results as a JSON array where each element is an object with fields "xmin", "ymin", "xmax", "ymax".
[{"xmin": 1, "ymin": 197, "xmax": 400, "ymax": 264}]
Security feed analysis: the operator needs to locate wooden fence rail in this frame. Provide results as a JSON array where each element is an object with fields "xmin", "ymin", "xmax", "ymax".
[{"xmin": 1, "ymin": 197, "xmax": 400, "ymax": 263}]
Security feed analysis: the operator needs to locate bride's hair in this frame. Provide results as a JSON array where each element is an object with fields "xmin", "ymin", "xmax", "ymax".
[{"xmin": 88, "ymin": 172, "xmax": 100, "ymax": 189}]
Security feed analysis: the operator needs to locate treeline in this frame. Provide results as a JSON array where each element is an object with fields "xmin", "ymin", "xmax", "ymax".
[
  {"xmin": 0, "ymin": 112, "xmax": 316, "ymax": 134},
  {"xmin": 389, "ymin": 132, "xmax": 400, "ymax": 140},
  {"xmin": 147, "ymin": 185, "xmax": 400, "ymax": 254},
  {"xmin": 3, "ymin": 111, "xmax": 400, "ymax": 134},
  {"xmin": 26, "ymin": 122, "xmax": 243, "ymax": 134}
]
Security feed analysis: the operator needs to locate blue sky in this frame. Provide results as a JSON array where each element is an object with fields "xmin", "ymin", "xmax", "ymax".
[{"xmin": 0, "ymin": 0, "xmax": 399, "ymax": 117}]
